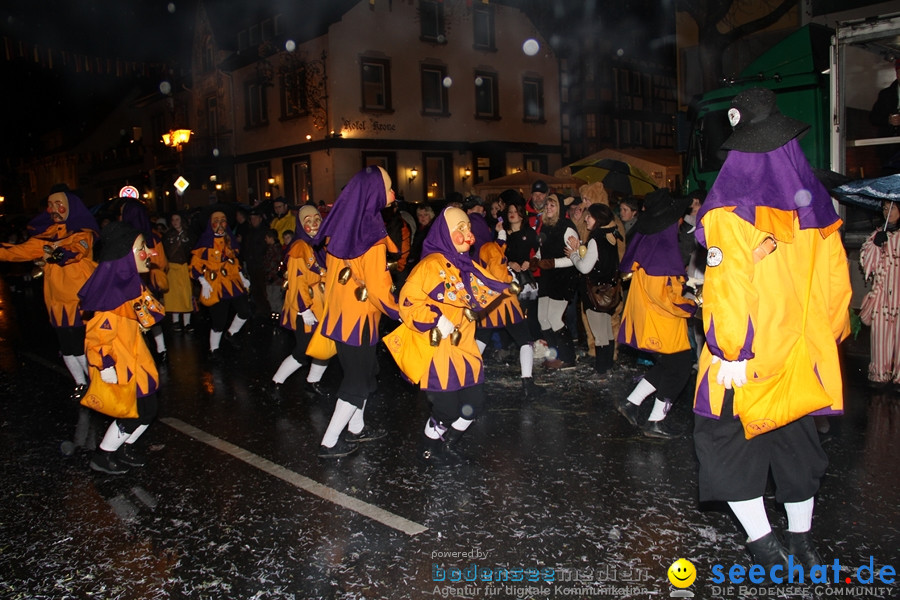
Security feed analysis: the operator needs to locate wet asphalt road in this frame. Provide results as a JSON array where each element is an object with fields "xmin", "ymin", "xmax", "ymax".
[{"xmin": 0, "ymin": 276, "xmax": 897, "ymax": 600}]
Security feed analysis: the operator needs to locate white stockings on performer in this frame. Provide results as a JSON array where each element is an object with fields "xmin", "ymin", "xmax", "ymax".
[
  {"xmin": 273, "ymin": 355, "xmax": 304, "ymax": 384},
  {"xmin": 228, "ymin": 315, "xmax": 247, "ymax": 336},
  {"xmin": 321, "ymin": 399, "xmax": 357, "ymax": 448},
  {"xmin": 63, "ymin": 355, "xmax": 89, "ymax": 386},
  {"xmin": 519, "ymin": 344, "xmax": 534, "ymax": 378}
]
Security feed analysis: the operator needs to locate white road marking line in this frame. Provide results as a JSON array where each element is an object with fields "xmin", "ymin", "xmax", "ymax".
[{"xmin": 160, "ymin": 417, "xmax": 427, "ymax": 536}]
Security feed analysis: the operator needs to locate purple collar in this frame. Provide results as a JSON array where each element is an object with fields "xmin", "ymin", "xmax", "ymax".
[{"xmin": 695, "ymin": 138, "xmax": 840, "ymax": 247}]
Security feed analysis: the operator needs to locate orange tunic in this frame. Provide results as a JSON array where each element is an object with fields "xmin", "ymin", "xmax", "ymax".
[
  {"xmin": 0, "ymin": 225, "xmax": 96, "ymax": 327},
  {"xmin": 280, "ymin": 240, "xmax": 326, "ymax": 332},
  {"xmin": 396, "ymin": 253, "xmax": 505, "ymax": 391},
  {"xmin": 617, "ymin": 265, "xmax": 695, "ymax": 354},
  {"xmin": 84, "ymin": 287, "xmax": 163, "ymax": 397},
  {"xmin": 190, "ymin": 237, "xmax": 247, "ymax": 307},
  {"xmin": 475, "ymin": 240, "xmax": 524, "ymax": 328},
  {"xmin": 319, "ymin": 239, "xmax": 400, "ymax": 346},
  {"xmin": 693, "ymin": 208, "xmax": 851, "ymax": 420}
]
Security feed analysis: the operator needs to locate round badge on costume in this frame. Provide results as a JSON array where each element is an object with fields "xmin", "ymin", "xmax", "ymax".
[
  {"xmin": 707, "ymin": 246, "xmax": 723, "ymax": 267},
  {"xmin": 728, "ymin": 108, "xmax": 741, "ymax": 127}
]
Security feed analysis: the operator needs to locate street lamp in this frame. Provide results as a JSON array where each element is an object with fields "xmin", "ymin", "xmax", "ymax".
[{"xmin": 162, "ymin": 129, "xmax": 193, "ymax": 150}]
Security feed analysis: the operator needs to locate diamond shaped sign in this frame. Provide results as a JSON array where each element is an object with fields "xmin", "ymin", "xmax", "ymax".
[{"xmin": 174, "ymin": 176, "xmax": 190, "ymax": 194}]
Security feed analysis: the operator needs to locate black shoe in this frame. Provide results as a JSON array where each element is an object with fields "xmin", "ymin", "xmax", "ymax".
[
  {"xmin": 89, "ymin": 450, "xmax": 129, "ymax": 475},
  {"xmin": 615, "ymin": 397, "xmax": 640, "ymax": 427},
  {"xmin": 116, "ymin": 443, "xmax": 147, "ymax": 467},
  {"xmin": 344, "ymin": 426, "xmax": 387, "ymax": 443},
  {"xmin": 223, "ymin": 332, "xmax": 241, "ymax": 349},
  {"xmin": 418, "ymin": 436, "xmax": 462, "ymax": 466},
  {"xmin": 305, "ymin": 381, "xmax": 332, "ymax": 400},
  {"xmin": 172, "ymin": 322, "xmax": 184, "ymax": 332},
  {"xmin": 746, "ymin": 532, "xmax": 788, "ymax": 571},
  {"xmin": 208, "ymin": 348, "xmax": 222, "ymax": 362},
  {"xmin": 70, "ymin": 384, "xmax": 88, "ymax": 401},
  {"xmin": 784, "ymin": 531, "xmax": 823, "ymax": 571},
  {"xmin": 156, "ymin": 350, "xmax": 168, "ymax": 365},
  {"xmin": 183, "ymin": 323, "xmax": 194, "ymax": 334},
  {"xmin": 641, "ymin": 419, "xmax": 680, "ymax": 440},
  {"xmin": 318, "ymin": 439, "xmax": 359, "ymax": 458},
  {"xmin": 522, "ymin": 377, "xmax": 545, "ymax": 398}
]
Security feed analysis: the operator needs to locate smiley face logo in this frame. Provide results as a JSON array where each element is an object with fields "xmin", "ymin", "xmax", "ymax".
[{"xmin": 667, "ymin": 558, "xmax": 696, "ymax": 588}]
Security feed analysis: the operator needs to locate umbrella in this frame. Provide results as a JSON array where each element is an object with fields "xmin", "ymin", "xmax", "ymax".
[
  {"xmin": 831, "ymin": 173, "xmax": 900, "ymax": 211},
  {"xmin": 564, "ymin": 158, "xmax": 657, "ymax": 197},
  {"xmin": 472, "ymin": 171, "xmax": 585, "ymax": 196}
]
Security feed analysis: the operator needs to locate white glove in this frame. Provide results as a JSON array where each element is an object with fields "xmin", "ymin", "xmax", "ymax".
[
  {"xmin": 713, "ymin": 356, "xmax": 748, "ymax": 389},
  {"xmin": 436, "ymin": 315, "xmax": 455, "ymax": 339},
  {"xmin": 300, "ymin": 308, "xmax": 318, "ymax": 327},
  {"xmin": 240, "ymin": 272, "xmax": 251, "ymax": 291},
  {"xmin": 199, "ymin": 276, "xmax": 213, "ymax": 299},
  {"xmin": 100, "ymin": 366, "xmax": 118, "ymax": 384}
]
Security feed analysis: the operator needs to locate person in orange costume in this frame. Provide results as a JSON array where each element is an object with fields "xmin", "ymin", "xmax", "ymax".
[
  {"xmin": 78, "ymin": 222, "xmax": 165, "ymax": 475},
  {"xmin": 692, "ymin": 88, "xmax": 851, "ymax": 572},
  {"xmin": 266, "ymin": 205, "xmax": 331, "ymax": 401},
  {"xmin": 120, "ymin": 198, "xmax": 169, "ymax": 362},
  {"xmin": 614, "ymin": 188, "xmax": 697, "ymax": 439},
  {"xmin": 190, "ymin": 208, "xmax": 251, "ymax": 358},
  {"xmin": 0, "ymin": 186, "xmax": 98, "ymax": 400},
  {"xmin": 392, "ymin": 207, "xmax": 512, "ymax": 464},
  {"xmin": 313, "ymin": 166, "xmax": 400, "ymax": 458},
  {"xmin": 469, "ymin": 212, "xmax": 544, "ymax": 398}
]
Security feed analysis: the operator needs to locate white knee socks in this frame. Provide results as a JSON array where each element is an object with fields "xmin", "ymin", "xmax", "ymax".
[
  {"xmin": 228, "ymin": 316, "xmax": 247, "ymax": 335},
  {"xmin": 785, "ymin": 497, "xmax": 814, "ymax": 533},
  {"xmin": 627, "ymin": 378, "xmax": 656, "ymax": 406},
  {"xmin": 99, "ymin": 420, "xmax": 130, "ymax": 453},
  {"xmin": 321, "ymin": 399, "xmax": 357, "ymax": 448},
  {"xmin": 209, "ymin": 330, "xmax": 223, "ymax": 351},
  {"xmin": 63, "ymin": 355, "xmax": 88, "ymax": 385},
  {"xmin": 307, "ymin": 361, "xmax": 328, "ymax": 383},
  {"xmin": 347, "ymin": 399, "xmax": 367, "ymax": 435},
  {"xmin": 519, "ymin": 344, "xmax": 534, "ymax": 378},
  {"xmin": 729, "ymin": 497, "xmax": 772, "ymax": 542},
  {"xmin": 273, "ymin": 355, "xmax": 303, "ymax": 384}
]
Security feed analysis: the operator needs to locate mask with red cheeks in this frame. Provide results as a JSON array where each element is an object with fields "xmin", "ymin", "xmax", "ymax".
[
  {"xmin": 298, "ymin": 206, "xmax": 321, "ymax": 237},
  {"xmin": 210, "ymin": 211, "xmax": 228, "ymax": 236},
  {"xmin": 47, "ymin": 192, "xmax": 69, "ymax": 222},
  {"xmin": 444, "ymin": 207, "xmax": 474, "ymax": 252},
  {"xmin": 133, "ymin": 235, "xmax": 154, "ymax": 273}
]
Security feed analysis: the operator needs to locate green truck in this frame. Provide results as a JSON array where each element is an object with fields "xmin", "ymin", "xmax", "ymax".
[{"xmin": 683, "ymin": 13, "xmax": 900, "ymax": 194}]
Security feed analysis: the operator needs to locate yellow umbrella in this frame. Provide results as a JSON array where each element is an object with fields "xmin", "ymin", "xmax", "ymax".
[{"xmin": 565, "ymin": 158, "xmax": 657, "ymax": 197}]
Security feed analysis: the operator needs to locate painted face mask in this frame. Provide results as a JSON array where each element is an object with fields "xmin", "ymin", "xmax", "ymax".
[
  {"xmin": 47, "ymin": 192, "xmax": 70, "ymax": 223},
  {"xmin": 444, "ymin": 207, "xmax": 475, "ymax": 253},
  {"xmin": 133, "ymin": 234, "xmax": 154, "ymax": 273},
  {"xmin": 210, "ymin": 211, "xmax": 228, "ymax": 236},
  {"xmin": 302, "ymin": 213, "xmax": 322, "ymax": 237}
]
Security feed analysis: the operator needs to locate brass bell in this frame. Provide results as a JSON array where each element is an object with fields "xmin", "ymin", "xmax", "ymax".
[
  {"xmin": 318, "ymin": 282, "xmax": 326, "ymax": 295},
  {"xmin": 390, "ymin": 283, "xmax": 397, "ymax": 295},
  {"xmin": 386, "ymin": 260, "xmax": 399, "ymax": 272},
  {"xmin": 450, "ymin": 328, "xmax": 461, "ymax": 346},
  {"xmin": 508, "ymin": 280, "xmax": 522, "ymax": 295},
  {"xmin": 429, "ymin": 327, "xmax": 442, "ymax": 347},
  {"xmin": 307, "ymin": 286, "xmax": 314, "ymax": 298},
  {"xmin": 620, "ymin": 271, "xmax": 633, "ymax": 282},
  {"xmin": 578, "ymin": 244, "xmax": 588, "ymax": 259},
  {"xmin": 355, "ymin": 284, "xmax": 368, "ymax": 302},
  {"xmin": 338, "ymin": 266, "xmax": 352, "ymax": 285},
  {"xmin": 220, "ymin": 266, "xmax": 228, "ymax": 276},
  {"xmin": 463, "ymin": 307, "xmax": 477, "ymax": 322},
  {"xmin": 283, "ymin": 279, "xmax": 290, "ymax": 290},
  {"xmin": 207, "ymin": 270, "xmax": 217, "ymax": 281}
]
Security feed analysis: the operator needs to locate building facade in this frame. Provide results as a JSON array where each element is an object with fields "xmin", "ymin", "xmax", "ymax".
[{"xmin": 190, "ymin": 0, "xmax": 563, "ymax": 209}]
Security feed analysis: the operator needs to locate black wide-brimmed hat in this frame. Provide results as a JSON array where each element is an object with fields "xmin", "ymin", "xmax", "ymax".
[
  {"xmin": 634, "ymin": 188, "xmax": 692, "ymax": 235},
  {"xmin": 720, "ymin": 87, "xmax": 809, "ymax": 153}
]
